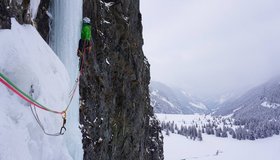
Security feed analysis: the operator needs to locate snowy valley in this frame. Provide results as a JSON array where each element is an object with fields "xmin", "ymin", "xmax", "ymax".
[
  {"xmin": 158, "ymin": 114, "xmax": 280, "ymax": 160},
  {"xmin": 152, "ymin": 78, "xmax": 280, "ymax": 160}
]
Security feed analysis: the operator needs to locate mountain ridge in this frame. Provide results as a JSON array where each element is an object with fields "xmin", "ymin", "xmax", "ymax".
[
  {"xmin": 150, "ymin": 81, "xmax": 209, "ymax": 114},
  {"xmin": 215, "ymin": 76, "xmax": 280, "ymax": 118}
]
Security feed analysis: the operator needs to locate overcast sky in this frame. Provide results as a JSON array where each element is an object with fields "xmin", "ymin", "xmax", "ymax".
[{"xmin": 140, "ymin": 0, "xmax": 280, "ymax": 97}]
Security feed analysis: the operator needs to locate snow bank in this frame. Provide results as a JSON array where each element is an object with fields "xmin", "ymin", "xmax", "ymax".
[
  {"xmin": 0, "ymin": 19, "xmax": 72, "ymax": 160},
  {"xmin": 164, "ymin": 132, "xmax": 280, "ymax": 160}
]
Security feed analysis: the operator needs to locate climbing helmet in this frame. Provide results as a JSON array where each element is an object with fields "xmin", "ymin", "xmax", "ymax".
[{"xmin": 83, "ymin": 17, "xmax": 91, "ymax": 24}]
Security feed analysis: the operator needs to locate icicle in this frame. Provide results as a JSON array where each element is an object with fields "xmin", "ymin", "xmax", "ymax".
[{"xmin": 49, "ymin": 1, "xmax": 83, "ymax": 160}]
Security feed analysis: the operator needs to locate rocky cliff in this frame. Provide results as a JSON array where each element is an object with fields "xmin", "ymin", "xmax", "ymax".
[
  {"xmin": 0, "ymin": 0, "xmax": 30, "ymax": 29},
  {"xmin": 0, "ymin": 0, "xmax": 50, "ymax": 42},
  {"xmin": 35, "ymin": 0, "xmax": 50, "ymax": 42},
  {"xmin": 79, "ymin": 0, "xmax": 163, "ymax": 160},
  {"xmin": 0, "ymin": 0, "xmax": 11, "ymax": 29}
]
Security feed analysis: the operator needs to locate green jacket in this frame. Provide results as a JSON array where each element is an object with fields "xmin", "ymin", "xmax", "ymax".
[{"xmin": 81, "ymin": 23, "xmax": 92, "ymax": 41}]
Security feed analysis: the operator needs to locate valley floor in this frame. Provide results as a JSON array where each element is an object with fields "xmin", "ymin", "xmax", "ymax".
[{"xmin": 157, "ymin": 114, "xmax": 280, "ymax": 160}]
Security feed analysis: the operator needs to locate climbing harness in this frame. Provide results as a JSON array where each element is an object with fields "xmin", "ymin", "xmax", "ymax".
[
  {"xmin": 0, "ymin": 44, "xmax": 91, "ymax": 136},
  {"xmin": 79, "ymin": 40, "xmax": 92, "ymax": 75}
]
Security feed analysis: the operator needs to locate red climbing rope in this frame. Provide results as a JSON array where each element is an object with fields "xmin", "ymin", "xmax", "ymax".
[
  {"xmin": 0, "ymin": 43, "xmax": 91, "ymax": 136},
  {"xmin": 0, "ymin": 75, "xmax": 64, "ymax": 114}
]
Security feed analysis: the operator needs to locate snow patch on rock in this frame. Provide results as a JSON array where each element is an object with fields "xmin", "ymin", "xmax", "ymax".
[
  {"xmin": 261, "ymin": 101, "xmax": 280, "ymax": 109},
  {"xmin": 189, "ymin": 102, "xmax": 207, "ymax": 110}
]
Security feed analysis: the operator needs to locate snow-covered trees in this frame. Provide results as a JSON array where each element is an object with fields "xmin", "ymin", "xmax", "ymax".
[
  {"xmin": 160, "ymin": 112, "xmax": 280, "ymax": 141},
  {"xmin": 161, "ymin": 121, "xmax": 203, "ymax": 141},
  {"xmin": 198, "ymin": 129, "xmax": 203, "ymax": 141}
]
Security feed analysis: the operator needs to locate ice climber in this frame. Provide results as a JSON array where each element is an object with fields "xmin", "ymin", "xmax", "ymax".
[{"xmin": 77, "ymin": 17, "xmax": 93, "ymax": 70}]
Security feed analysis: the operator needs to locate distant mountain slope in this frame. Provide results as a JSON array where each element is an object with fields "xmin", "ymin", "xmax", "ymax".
[
  {"xmin": 149, "ymin": 81, "xmax": 208, "ymax": 114},
  {"xmin": 215, "ymin": 76, "xmax": 280, "ymax": 118}
]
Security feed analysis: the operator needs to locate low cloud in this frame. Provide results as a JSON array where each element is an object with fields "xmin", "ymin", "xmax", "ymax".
[{"xmin": 141, "ymin": 0, "xmax": 280, "ymax": 97}]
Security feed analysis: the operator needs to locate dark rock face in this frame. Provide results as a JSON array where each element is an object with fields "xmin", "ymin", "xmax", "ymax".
[
  {"xmin": 80, "ymin": 0, "xmax": 163, "ymax": 159},
  {"xmin": 0, "ymin": 0, "xmax": 50, "ymax": 42},
  {"xmin": 35, "ymin": 0, "xmax": 50, "ymax": 42},
  {"xmin": 0, "ymin": 0, "xmax": 11, "ymax": 29},
  {"xmin": 0, "ymin": 0, "xmax": 32, "ymax": 29}
]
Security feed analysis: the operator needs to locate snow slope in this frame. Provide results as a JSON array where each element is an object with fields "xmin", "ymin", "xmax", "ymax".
[
  {"xmin": 158, "ymin": 114, "xmax": 280, "ymax": 160},
  {"xmin": 164, "ymin": 132, "xmax": 280, "ymax": 160},
  {"xmin": 0, "ymin": 19, "xmax": 72, "ymax": 159},
  {"xmin": 215, "ymin": 76, "xmax": 280, "ymax": 116}
]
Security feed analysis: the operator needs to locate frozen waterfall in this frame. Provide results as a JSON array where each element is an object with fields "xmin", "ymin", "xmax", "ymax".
[{"xmin": 49, "ymin": 1, "xmax": 83, "ymax": 160}]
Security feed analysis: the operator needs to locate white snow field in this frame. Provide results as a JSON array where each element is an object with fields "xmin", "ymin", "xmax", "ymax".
[
  {"xmin": 0, "ymin": 19, "xmax": 73, "ymax": 159},
  {"xmin": 157, "ymin": 114, "xmax": 280, "ymax": 160}
]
